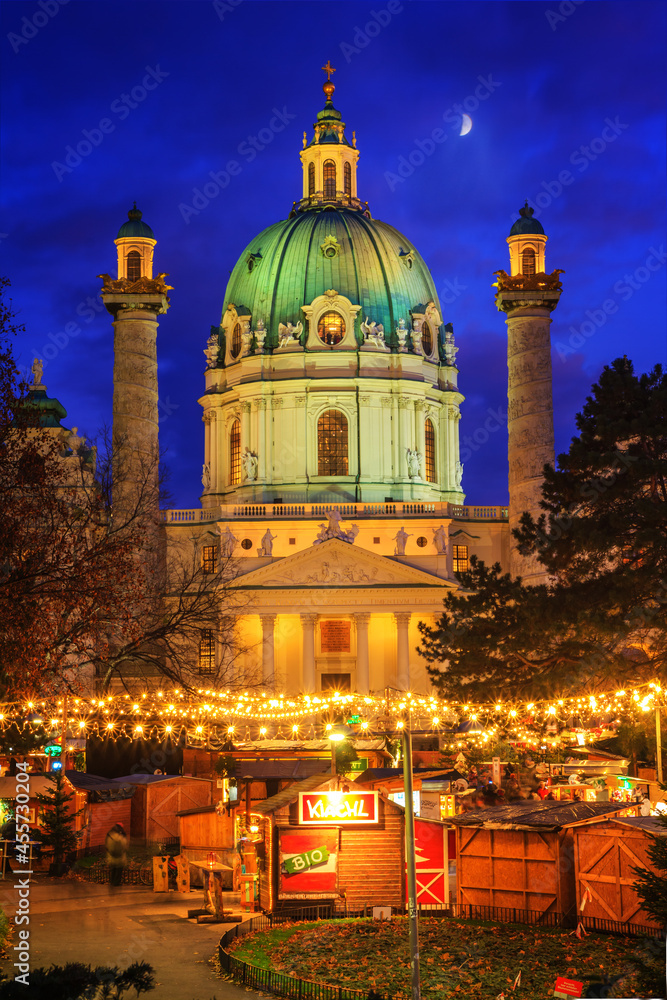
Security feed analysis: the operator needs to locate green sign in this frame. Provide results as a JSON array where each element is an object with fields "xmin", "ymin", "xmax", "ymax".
[
  {"xmin": 283, "ymin": 846, "xmax": 329, "ymax": 875},
  {"xmin": 349, "ymin": 758, "xmax": 369, "ymax": 772},
  {"xmin": 44, "ymin": 744, "xmax": 61, "ymax": 757},
  {"xmin": 346, "ymin": 715, "xmax": 361, "ymax": 724}
]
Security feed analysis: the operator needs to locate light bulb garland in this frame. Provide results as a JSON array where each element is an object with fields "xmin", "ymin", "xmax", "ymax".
[{"xmin": 0, "ymin": 681, "xmax": 662, "ymax": 749}]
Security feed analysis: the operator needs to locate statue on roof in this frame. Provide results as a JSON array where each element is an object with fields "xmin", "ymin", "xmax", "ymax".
[{"xmin": 31, "ymin": 357, "xmax": 44, "ymax": 387}]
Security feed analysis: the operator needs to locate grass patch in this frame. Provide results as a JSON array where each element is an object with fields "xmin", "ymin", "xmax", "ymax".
[{"xmin": 228, "ymin": 916, "xmax": 658, "ymax": 998}]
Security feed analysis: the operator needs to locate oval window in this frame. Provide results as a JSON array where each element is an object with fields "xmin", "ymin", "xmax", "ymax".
[
  {"xmin": 317, "ymin": 311, "xmax": 345, "ymax": 345},
  {"xmin": 416, "ymin": 536, "xmax": 428, "ymax": 548},
  {"xmin": 230, "ymin": 323, "xmax": 243, "ymax": 358},
  {"xmin": 421, "ymin": 322, "xmax": 433, "ymax": 356},
  {"xmin": 241, "ymin": 538, "xmax": 252, "ymax": 550}
]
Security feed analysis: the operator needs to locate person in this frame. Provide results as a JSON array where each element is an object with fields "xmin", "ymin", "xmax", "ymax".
[
  {"xmin": 105, "ymin": 822, "xmax": 128, "ymax": 887},
  {"xmin": 536, "ymin": 780, "xmax": 549, "ymax": 800},
  {"xmin": 640, "ymin": 795, "xmax": 652, "ymax": 816}
]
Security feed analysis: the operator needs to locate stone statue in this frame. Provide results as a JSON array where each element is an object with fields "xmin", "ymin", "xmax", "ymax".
[
  {"xmin": 204, "ymin": 332, "xmax": 220, "ymax": 369},
  {"xmin": 242, "ymin": 450, "xmax": 258, "ymax": 481},
  {"xmin": 396, "ymin": 318, "xmax": 408, "ymax": 352},
  {"xmin": 217, "ymin": 525, "xmax": 238, "ymax": 557},
  {"xmin": 67, "ymin": 426, "xmax": 83, "ymax": 454},
  {"xmin": 314, "ymin": 508, "xmax": 359, "ymax": 545},
  {"xmin": 258, "ymin": 529, "xmax": 276, "ymax": 557},
  {"xmin": 432, "ymin": 524, "xmax": 447, "ymax": 554},
  {"xmin": 31, "ymin": 357, "xmax": 44, "ymax": 387},
  {"xmin": 277, "ymin": 321, "xmax": 303, "ymax": 348},
  {"xmin": 444, "ymin": 325, "xmax": 459, "ymax": 366},
  {"xmin": 360, "ymin": 317, "xmax": 386, "ymax": 349},
  {"xmin": 394, "ymin": 526, "xmax": 412, "ymax": 556},
  {"xmin": 201, "ymin": 463, "xmax": 211, "ymax": 489},
  {"xmin": 455, "ymin": 460, "xmax": 464, "ymax": 488},
  {"xmin": 254, "ymin": 319, "xmax": 267, "ymax": 353},
  {"xmin": 406, "ymin": 448, "xmax": 422, "ymax": 479}
]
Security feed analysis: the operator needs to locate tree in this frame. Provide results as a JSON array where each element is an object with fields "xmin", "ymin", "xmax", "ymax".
[
  {"xmin": 35, "ymin": 769, "xmax": 82, "ymax": 874},
  {"xmin": 419, "ymin": 358, "xmax": 667, "ymax": 699},
  {"xmin": 0, "ymin": 279, "xmax": 252, "ymax": 697}
]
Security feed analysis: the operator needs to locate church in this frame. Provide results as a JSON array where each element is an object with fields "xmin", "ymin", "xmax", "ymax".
[{"xmin": 96, "ymin": 66, "xmax": 564, "ymax": 697}]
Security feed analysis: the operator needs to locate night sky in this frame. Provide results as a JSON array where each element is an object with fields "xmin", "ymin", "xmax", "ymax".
[{"xmin": 2, "ymin": 0, "xmax": 665, "ymax": 509}]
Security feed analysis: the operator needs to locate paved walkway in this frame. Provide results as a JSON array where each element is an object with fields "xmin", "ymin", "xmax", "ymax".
[{"xmin": 0, "ymin": 876, "xmax": 254, "ymax": 1000}]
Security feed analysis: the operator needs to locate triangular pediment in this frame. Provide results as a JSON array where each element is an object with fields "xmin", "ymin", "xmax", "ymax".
[{"xmin": 234, "ymin": 538, "xmax": 455, "ymax": 589}]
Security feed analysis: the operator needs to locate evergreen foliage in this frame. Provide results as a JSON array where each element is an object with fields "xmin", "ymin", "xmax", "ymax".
[
  {"xmin": 35, "ymin": 769, "xmax": 82, "ymax": 869},
  {"xmin": 632, "ymin": 813, "xmax": 667, "ymax": 924},
  {"xmin": 419, "ymin": 358, "xmax": 667, "ymax": 699},
  {"xmin": 0, "ymin": 960, "xmax": 155, "ymax": 998}
]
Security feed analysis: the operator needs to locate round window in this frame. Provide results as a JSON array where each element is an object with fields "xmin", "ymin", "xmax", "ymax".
[
  {"xmin": 247, "ymin": 258, "xmax": 255, "ymax": 273},
  {"xmin": 416, "ymin": 536, "xmax": 428, "ymax": 548},
  {"xmin": 241, "ymin": 538, "xmax": 252, "ymax": 550},
  {"xmin": 317, "ymin": 311, "xmax": 345, "ymax": 346},
  {"xmin": 230, "ymin": 323, "xmax": 243, "ymax": 358},
  {"xmin": 324, "ymin": 245, "xmax": 337, "ymax": 259},
  {"xmin": 421, "ymin": 322, "xmax": 433, "ymax": 356}
]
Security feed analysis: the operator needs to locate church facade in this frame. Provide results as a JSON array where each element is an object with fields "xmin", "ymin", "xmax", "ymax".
[{"xmin": 102, "ymin": 70, "xmax": 563, "ymax": 696}]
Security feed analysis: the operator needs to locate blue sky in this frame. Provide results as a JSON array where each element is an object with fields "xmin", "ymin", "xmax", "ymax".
[{"xmin": 1, "ymin": 0, "xmax": 665, "ymax": 508}]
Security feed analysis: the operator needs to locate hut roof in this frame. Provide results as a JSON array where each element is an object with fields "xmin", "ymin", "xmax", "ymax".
[
  {"xmin": 354, "ymin": 767, "xmax": 464, "ymax": 784},
  {"xmin": 450, "ymin": 800, "xmax": 633, "ymax": 831},
  {"xmin": 232, "ymin": 758, "xmax": 338, "ymax": 780},
  {"xmin": 65, "ymin": 771, "xmax": 136, "ymax": 801},
  {"xmin": 253, "ymin": 772, "xmax": 334, "ymax": 816},
  {"xmin": 607, "ymin": 815, "xmax": 667, "ymax": 836}
]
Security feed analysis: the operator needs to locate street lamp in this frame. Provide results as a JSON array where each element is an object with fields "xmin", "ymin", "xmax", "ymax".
[{"xmin": 327, "ymin": 723, "xmax": 352, "ymax": 775}]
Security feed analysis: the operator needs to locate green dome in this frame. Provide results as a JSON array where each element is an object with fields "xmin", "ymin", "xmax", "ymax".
[
  {"xmin": 509, "ymin": 201, "xmax": 544, "ymax": 237},
  {"xmin": 13, "ymin": 388, "xmax": 67, "ymax": 428},
  {"xmin": 117, "ymin": 204, "xmax": 155, "ymax": 240},
  {"xmin": 221, "ymin": 208, "xmax": 443, "ymax": 351}
]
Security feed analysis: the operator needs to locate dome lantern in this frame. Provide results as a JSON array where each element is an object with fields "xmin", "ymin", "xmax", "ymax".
[
  {"xmin": 114, "ymin": 203, "xmax": 157, "ymax": 281},
  {"xmin": 298, "ymin": 63, "xmax": 364, "ymax": 213},
  {"xmin": 507, "ymin": 201, "xmax": 547, "ymax": 276}
]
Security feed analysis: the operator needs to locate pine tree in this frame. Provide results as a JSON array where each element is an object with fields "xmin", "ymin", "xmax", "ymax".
[
  {"xmin": 419, "ymin": 358, "xmax": 667, "ymax": 699},
  {"xmin": 632, "ymin": 812, "xmax": 667, "ymax": 924},
  {"xmin": 35, "ymin": 770, "xmax": 82, "ymax": 873}
]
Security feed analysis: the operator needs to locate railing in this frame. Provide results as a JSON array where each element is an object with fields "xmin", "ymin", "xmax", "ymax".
[
  {"xmin": 218, "ymin": 902, "xmax": 665, "ymax": 1000},
  {"xmin": 162, "ymin": 502, "xmax": 509, "ymax": 523}
]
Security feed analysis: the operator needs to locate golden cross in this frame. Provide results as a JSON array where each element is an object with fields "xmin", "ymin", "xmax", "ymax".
[{"xmin": 322, "ymin": 61, "xmax": 336, "ymax": 82}]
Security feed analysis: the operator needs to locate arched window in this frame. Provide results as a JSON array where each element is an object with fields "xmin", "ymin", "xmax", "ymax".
[
  {"xmin": 318, "ymin": 410, "xmax": 348, "ymax": 476},
  {"xmin": 343, "ymin": 162, "xmax": 351, "ymax": 196},
  {"xmin": 308, "ymin": 162, "xmax": 315, "ymax": 196},
  {"xmin": 126, "ymin": 250, "xmax": 141, "ymax": 281},
  {"xmin": 424, "ymin": 419, "xmax": 436, "ymax": 483},
  {"xmin": 421, "ymin": 321, "xmax": 433, "ymax": 357},
  {"xmin": 230, "ymin": 322, "xmax": 243, "ymax": 358},
  {"xmin": 323, "ymin": 160, "xmax": 336, "ymax": 200},
  {"xmin": 317, "ymin": 311, "xmax": 345, "ymax": 346},
  {"xmin": 521, "ymin": 247, "xmax": 536, "ymax": 276},
  {"xmin": 229, "ymin": 419, "xmax": 241, "ymax": 484}
]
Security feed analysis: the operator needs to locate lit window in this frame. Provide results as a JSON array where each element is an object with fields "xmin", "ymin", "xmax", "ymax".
[
  {"xmin": 202, "ymin": 545, "xmax": 217, "ymax": 573},
  {"xmin": 318, "ymin": 410, "xmax": 348, "ymax": 477},
  {"xmin": 424, "ymin": 419, "xmax": 436, "ymax": 483},
  {"xmin": 421, "ymin": 322, "xmax": 433, "ymax": 356},
  {"xmin": 308, "ymin": 162, "xmax": 315, "ymax": 196},
  {"xmin": 344, "ymin": 162, "xmax": 351, "ymax": 196},
  {"xmin": 126, "ymin": 251, "xmax": 141, "ymax": 281},
  {"xmin": 229, "ymin": 419, "xmax": 241, "ymax": 485},
  {"xmin": 317, "ymin": 311, "xmax": 345, "ymax": 346},
  {"xmin": 323, "ymin": 159, "xmax": 336, "ymax": 200},
  {"xmin": 230, "ymin": 323, "xmax": 243, "ymax": 359},
  {"xmin": 452, "ymin": 545, "xmax": 469, "ymax": 574},
  {"xmin": 199, "ymin": 630, "xmax": 215, "ymax": 674},
  {"xmin": 521, "ymin": 248, "xmax": 536, "ymax": 276}
]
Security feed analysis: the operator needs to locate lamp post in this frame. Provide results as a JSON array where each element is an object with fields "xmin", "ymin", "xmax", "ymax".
[
  {"xmin": 328, "ymin": 723, "xmax": 352, "ymax": 775},
  {"xmin": 402, "ymin": 725, "xmax": 421, "ymax": 1000}
]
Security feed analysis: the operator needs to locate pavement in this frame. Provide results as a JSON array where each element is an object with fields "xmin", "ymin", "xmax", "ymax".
[{"xmin": 0, "ymin": 874, "xmax": 255, "ymax": 999}]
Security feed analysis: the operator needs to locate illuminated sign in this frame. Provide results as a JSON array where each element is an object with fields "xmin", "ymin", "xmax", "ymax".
[
  {"xmin": 299, "ymin": 791, "xmax": 379, "ymax": 825},
  {"xmin": 283, "ymin": 845, "xmax": 330, "ymax": 875}
]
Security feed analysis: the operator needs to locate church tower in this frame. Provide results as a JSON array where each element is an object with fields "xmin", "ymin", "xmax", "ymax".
[
  {"xmin": 495, "ymin": 203, "xmax": 563, "ymax": 584},
  {"xmin": 100, "ymin": 205, "xmax": 171, "ymax": 514}
]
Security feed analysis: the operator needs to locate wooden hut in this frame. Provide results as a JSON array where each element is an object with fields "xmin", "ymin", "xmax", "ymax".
[
  {"xmin": 0, "ymin": 773, "xmax": 86, "ymax": 838},
  {"xmin": 118, "ymin": 775, "xmax": 214, "ymax": 844},
  {"xmin": 65, "ymin": 772, "xmax": 136, "ymax": 850},
  {"xmin": 176, "ymin": 803, "xmax": 236, "ymax": 873},
  {"xmin": 573, "ymin": 815, "xmax": 666, "ymax": 932},
  {"xmin": 451, "ymin": 800, "xmax": 637, "ymax": 922}
]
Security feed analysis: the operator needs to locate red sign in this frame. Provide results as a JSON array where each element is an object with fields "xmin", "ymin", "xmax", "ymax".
[
  {"xmin": 407, "ymin": 819, "xmax": 450, "ymax": 907},
  {"xmin": 299, "ymin": 791, "xmax": 379, "ymax": 825},
  {"xmin": 279, "ymin": 828, "xmax": 338, "ymax": 898},
  {"xmin": 553, "ymin": 978, "xmax": 583, "ymax": 998}
]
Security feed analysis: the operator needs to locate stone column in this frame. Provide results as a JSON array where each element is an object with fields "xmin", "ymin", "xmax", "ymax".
[
  {"xmin": 355, "ymin": 613, "xmax": 371, "ymax": 694},
  {"xmin": 394, "ymin": 612, "xmax": 411, "ymax": 691},
  {"xmin": 260, "ymin": 614, "xmax": 276, "ymax": 688},
  {"xmin": 301, "ymin": 614, "xmax": 318, "ymax": 692}
]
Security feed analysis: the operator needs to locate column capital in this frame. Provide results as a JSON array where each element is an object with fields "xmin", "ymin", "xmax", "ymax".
[
  {"xmin": 355, "ymin": 613, "xmax": 371, "ymax": 628},
  {"xmin": 394, "ymin": 612, "xmax": 412, "ymax": 627},
  {"xmin": 260, "ymin": 613, "xmax": 277, "ymax": 627},
  {"xmin": 301, "ymin": 613, "xmax": 319, "ymax": 627}
]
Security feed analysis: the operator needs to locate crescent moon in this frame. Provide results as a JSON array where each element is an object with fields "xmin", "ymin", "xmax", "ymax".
[{"xmin": 460, "ymin": 114, "xmax": 472, "ymax": 136}]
